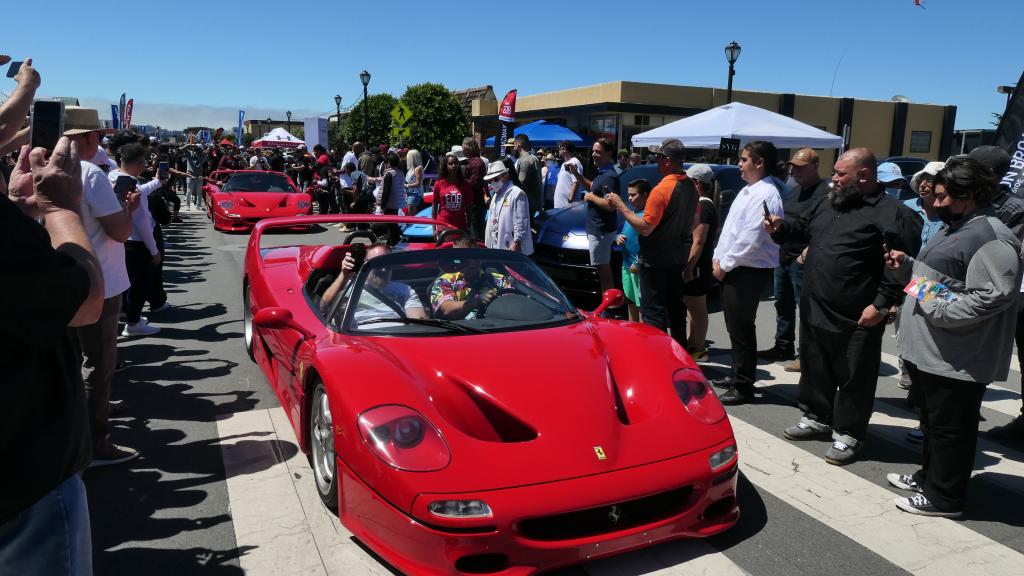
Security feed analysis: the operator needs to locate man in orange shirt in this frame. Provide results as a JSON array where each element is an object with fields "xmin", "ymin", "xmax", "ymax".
[{"xmin": 608, "ymin": 138, "xmax": 698, "ymax": 344}]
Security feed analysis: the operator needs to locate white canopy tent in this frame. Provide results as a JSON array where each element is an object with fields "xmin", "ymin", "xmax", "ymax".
[
  {"xmin": 631, "ymin": 102, "xmax": 844, "ymax": 149},
  {"xmin": 251, "ymin": 127, "xmax": 305, "ymax": 149}
]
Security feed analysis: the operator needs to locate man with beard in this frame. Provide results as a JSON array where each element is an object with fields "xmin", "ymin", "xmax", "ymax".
[{"xmin": 764, "ymin": 148, "xmax": 922, "ymax": 465}]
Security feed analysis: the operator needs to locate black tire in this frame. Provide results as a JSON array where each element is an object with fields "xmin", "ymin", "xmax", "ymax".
[
  {"xmin": 243, "ymin": 284, "xmax": 255, "ymax": 361},
  {"xmin": 309, "ymin": 381, "xmax": 339, "ymax": 511}
]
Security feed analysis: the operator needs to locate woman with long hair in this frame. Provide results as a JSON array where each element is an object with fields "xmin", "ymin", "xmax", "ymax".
[
  {"xmin": 431, "ymin": 152, "xmax": 474, "ymax": 239},
  {"xmin": 404, "ymin": 149, "xmax": 424, "ymax": 213}
]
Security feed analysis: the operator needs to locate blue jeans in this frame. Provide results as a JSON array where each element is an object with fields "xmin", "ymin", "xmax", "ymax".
[
  {"xmin": 0, "ymin": 474, "xmax": 92, "ymax": 576},
  {"xmin": 773, "ymin": 259, "xmax": 804, "ymax": 355}
]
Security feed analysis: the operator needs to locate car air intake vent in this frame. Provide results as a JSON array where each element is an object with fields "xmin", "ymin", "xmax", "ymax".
[
  {"xmin": 517, "ymin": 486, "xmax": 694, "ymax": 541},
  {"xmin": 458, "ymin": 382, "xmax": 538, "ymax": 443}
]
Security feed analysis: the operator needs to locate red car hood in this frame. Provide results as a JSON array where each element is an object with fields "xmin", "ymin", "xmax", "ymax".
[
  {"xmin": 214, "ymin": 191, "xmax": 304, "ymax": 211},
  {"xmin": 326, "ymin": 319, "xmax": 731, "ymax": 495}
]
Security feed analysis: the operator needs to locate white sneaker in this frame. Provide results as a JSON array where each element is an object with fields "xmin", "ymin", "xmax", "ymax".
[{"xmin": 122, "ymin": 319, "xmax": 160, "ymax": 337}]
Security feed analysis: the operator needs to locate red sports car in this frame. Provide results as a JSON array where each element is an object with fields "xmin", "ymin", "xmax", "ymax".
[
  {"xmin": 243, "ymin": 215, "xmax": 739, "ymax": 576},
  {"xmin": 204, "ymin": 170, "xmax": 313, "ymax": 231}
]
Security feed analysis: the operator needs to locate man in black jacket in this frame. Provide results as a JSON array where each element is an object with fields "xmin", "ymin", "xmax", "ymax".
[
  {"xmin": 758, "ymin": 148, "xmax": 830, "ymax": 371},
  {"xmin": 766, "ymin": 148, "xmax": 922, "ymax": 465}
]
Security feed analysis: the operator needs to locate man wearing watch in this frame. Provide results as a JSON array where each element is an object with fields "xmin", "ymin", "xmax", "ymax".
[{"xmin": 764, "ymin": 148, "xmax": 922, "ymax": 466}]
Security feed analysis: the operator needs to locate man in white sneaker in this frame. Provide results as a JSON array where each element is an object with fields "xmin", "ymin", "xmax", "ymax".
[
  {"xmin": 110, "ymin": 143, "xmax": 165, "ymax": 336},
  {"xmin": 63, "ymin": 107, "xmax": 140, "ymax": 465}
]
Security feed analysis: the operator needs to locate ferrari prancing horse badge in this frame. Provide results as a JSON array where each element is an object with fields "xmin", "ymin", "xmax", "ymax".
[{"xmin": 593, "ymin": 446, "xmax": 607, "ymax": 460}]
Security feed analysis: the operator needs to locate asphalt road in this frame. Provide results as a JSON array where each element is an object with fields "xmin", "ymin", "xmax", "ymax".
[{"xmin": 85, "ymin": 209, "xmax": 1024, "ymax": 576}]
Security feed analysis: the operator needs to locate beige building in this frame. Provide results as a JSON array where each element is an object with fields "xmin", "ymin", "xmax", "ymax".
[{"xmin": 469, "ymin": 81, "xmax": 956, "ymax": 171}]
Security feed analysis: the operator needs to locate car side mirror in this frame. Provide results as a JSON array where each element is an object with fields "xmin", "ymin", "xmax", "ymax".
[
  {"xmin": 593, "ymin": 289, "xmax": 625, "ymax": 316},
  {"xmin": 253, "ymin": 307, "xmax": 312, "ymax": 338}
]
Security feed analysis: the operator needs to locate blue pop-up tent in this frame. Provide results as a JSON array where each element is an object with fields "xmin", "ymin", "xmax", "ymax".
[{"xmin": 485, "ymin": 120, "xmax": 587, "ymax": 148}]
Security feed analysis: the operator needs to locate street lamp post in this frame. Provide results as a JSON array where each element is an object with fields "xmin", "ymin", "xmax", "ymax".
[
  {"xmin": 334, "ymin": 94, "xmax": 343, "ymax": 146},
  {"xmin": 286, "ymin": 110, "xmax": 292, "ymax": 134},
  {"xmin": 265, "ymin": 117, "xmax": 271, "ymax": 137},
  {"xmin": 360, "ymin": 70, "xmax": 371, "ymax": 144},
  {"xmin": 725, "ymin": 41, "xmax": 742, "ymax": 104}
]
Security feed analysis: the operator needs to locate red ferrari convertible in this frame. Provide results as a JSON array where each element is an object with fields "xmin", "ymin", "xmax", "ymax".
[
  {"xmin": 243, "ymin": 215, "xmax": 739, "ymax": 576},
  {"xmin": 204, "ymin": 170, "xmax": 313, "ymax": 231}
]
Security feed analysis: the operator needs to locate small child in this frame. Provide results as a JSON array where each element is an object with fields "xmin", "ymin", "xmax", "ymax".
[{"xmin": 615, "ymin": 179, "xmax": 650, "ymax": 321}]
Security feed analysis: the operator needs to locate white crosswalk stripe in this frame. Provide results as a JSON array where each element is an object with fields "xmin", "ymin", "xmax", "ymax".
[{"xmin": 217, "ymin": 352, "xmax": 1024, "ymax": 576}]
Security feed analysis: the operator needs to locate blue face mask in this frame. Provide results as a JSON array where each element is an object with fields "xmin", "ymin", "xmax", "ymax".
[{"xmin": 885, "ymin": 187, "xmax": 901, "ymax": 198}]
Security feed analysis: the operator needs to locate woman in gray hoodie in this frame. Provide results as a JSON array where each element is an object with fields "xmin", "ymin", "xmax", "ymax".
[{"xmin": 884, "ymin": 156, "xmax": 1021, "ymax": 518}]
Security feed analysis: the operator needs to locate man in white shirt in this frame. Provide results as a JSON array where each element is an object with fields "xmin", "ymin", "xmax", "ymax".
[
  {"xmin": 553, "ymin": 141, "xmax": 582, "ymax": 208},
  {"xmin": 62, "ymin": 107, "xmax": 140, "ymax": 465},
  {"xmin": 109, "ymin": 143, "xmax": 167, "ymax": 337},
  {"xmin": 248, "ymin": 148, "xmax": 270, "ymax": 171},
  {"xmin": 342, "ymin": 143, "xmax": 359, "ymax": 174},
  {"xmin": 711, "ymin": 141, "xmax": 784, "ymax": 405}
]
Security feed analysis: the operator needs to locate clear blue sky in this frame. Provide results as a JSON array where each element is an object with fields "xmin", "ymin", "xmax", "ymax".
[{"xmin": 4, "ymin": 0, "xmax": 1019, "ymax": 131}]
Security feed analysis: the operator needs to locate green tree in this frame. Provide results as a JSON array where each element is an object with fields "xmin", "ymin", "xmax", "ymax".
[
  {"xmin": 330, "ymin": 121, "xmax": 347, "ymax": 150},
  {"xmin": 291, "ymin": 126, "xmax": 305, "ymax": 141},
  {"xmin": 242, "ymin": 133, "xmax": 257, "ymax": 147},
  {"xmin": 221, "ymin": 134, "xmax": 237, "ymax": 143},
  {"xmin": 992, "ymin": 112, "xmax": 1003, "ymax": 128},
  {"xmin": 344, "ymin": 93, "xmax": 399, "ymax": 147},
  {"xmin": 400, "ymin": 83, "xmax": 468, "ymax": 155}
]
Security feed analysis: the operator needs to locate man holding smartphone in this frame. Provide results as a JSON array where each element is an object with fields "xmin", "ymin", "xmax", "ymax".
[{"xmin": 62, "ymin": 107, "xmax": 141, "ymax": 466}]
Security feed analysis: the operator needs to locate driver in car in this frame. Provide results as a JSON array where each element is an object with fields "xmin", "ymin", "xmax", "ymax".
[
  {"xmin": 430, "ymin": 237, "xmax": 514, "ymax": 320},
  {"xmin": 320, "ymin": 243, "xmax": 427, "ymax": 323}
]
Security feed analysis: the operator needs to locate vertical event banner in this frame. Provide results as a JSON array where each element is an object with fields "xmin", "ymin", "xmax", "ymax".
[
  {"xmin": 237, "ymin": 110, "xmax": 245, "ymax": 146},
  {"xmin": 119, "ymin": 93, "xmax": 126, "ymax": 128},
  {"xmin": 303, "ymin": 117, "xmax": 328, "ymax": 151},
  {"xmin": 111, "ymin": 104, "xmax": 120, "ymax": 130},
  {"xmin": 124, "ymin": 99, "xmax": 134, "ymax": 129},
  {"xmin": 995, "ymin": 68, "xmax": 1024, "ymax": 197},
  {"xmin": 494, "ymin": 89, "xmax": 517, "ymax": 158}
]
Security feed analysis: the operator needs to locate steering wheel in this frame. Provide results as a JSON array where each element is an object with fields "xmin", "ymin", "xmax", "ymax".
[
  {"xmin": 435, "ymin": 228, "xmax": 465, "ymax": 247},
  {"xmin": 475, "ymin": 287, "xmax": 520, "ymax": 318},
  {"xmin": 342, "ymin": 230, "xmax": 378, "ymax": 246}
]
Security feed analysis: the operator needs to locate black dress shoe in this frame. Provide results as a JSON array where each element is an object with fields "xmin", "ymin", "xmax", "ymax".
[
  {"xmin": 756, "ymin": 346, "xmax": 796, "ymax": 361},
  {"xmin": 710, "ymin": 377, "xmax": 733, "ymax": 390},
  {"xmin": 718, "ymin": 387, "xmax": 755, "ymax": 406}
]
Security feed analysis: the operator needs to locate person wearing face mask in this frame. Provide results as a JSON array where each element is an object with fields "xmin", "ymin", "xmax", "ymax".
[
  {"xmin": 878, "ymin": 162, "xmax": 907, "ymax": 200},
  {"xmin": 765, "ymin": 148, "xmax": 922, "ymax": 465},
  {"xmin": 883, "ymin": 156, "xmax": 1021, "ymax": 518},
  {"xmin": 483, "ymin": 161, "xmax": 533, "ymax": 255}
]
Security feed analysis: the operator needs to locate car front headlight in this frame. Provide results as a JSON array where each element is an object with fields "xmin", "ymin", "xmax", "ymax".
[{"xmin": 357, "ymin": 405, "xmax": 450, "ymax": 472}]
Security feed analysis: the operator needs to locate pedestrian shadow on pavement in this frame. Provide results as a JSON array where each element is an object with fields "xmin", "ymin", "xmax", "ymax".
[
  {"xmin": 96, "ymin": 544, "xmax": 255, "ymax": 575},
  {"xmin": 148, "ymin": 319, "xmax": 244, "ymax": 344},
  {"xmin": 966, "ymin": 472, "xmax": 1024, "ymax": 527},
  {"xmin": 117, "ymin": 379, "xmax": 256, "ymax": 422}
]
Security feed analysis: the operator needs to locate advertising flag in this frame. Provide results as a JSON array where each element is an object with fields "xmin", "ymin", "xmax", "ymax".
[
  {"xmin": 493, "ymin": 89, "xmax": 517, "ymax": 158},
  {"xmin": 124, "ymin": 99, "xmax": 134, "ymax": 129},
  {"xmin": 111, "ymin": 104, "xmax": 120, "ymax": 129},
  {"xmin": 237, "ymin": 110, "xmax": 245, "ymax": 146},
  {"xmin": 995, "ymin": 69, "xmax": 1024, "ymax": 197},
  {"xmin": 119, "ymin": 93, "xmax": 126, "ymax": 127}
]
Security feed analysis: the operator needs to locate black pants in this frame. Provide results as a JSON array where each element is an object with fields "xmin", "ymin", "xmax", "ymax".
[
  {"xmin": 720, "ymin": 266, "xmax": 772, "ymax": 389},
  {"xmin": 638, "ymin": 264, "xmax": 687, "ymax": 347},
  {"xmin": 149, "ymin": 225, "xmax": 167, "ymax": 308},
  {"xmin": 382, "ymin": 208, "xmax": 401, "ymax": 245},
  {"xmin": 469, "ymin": 201, "xmax": 486, "ymax": 242},
  {"xmin": 906, "ymin": 361, "xmax": 987, "ymax": 512},
  {"xmin": 318, "ymin": 189, "xmax": 338, "ymax": 214},
  {"xmin": 124, "ymin": 241, "xmax": 154, "ymax": 324},
  {"xmin": 798, "ymin": 320, "xmax": 884, "ymax": 442}
]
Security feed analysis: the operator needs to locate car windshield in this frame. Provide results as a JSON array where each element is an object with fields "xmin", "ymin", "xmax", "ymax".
[
  {"xmin": 329, "ymin": 248, "xmax": 580, "ymax": 336},
  {"xmin": 222, "ymin": 172, "xmax": 294, "ymax": 192}
]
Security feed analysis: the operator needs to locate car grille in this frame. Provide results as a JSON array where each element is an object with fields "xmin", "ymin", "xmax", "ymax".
[
  {"xmin": 532, "ymin": 242, "xmax": 591, "ymax": 266},
  {"xmin": 516, "ymin": 485, "xmax": 694, "ymax": 541}
]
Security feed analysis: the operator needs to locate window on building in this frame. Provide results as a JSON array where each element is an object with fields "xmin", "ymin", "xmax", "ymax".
[
  {"xmin": 910, "ymin": 131, "xmax": 932, "ymax": 153},
  {"xmin": 633, "ymin": 115, "xmax": 650, "ymax": 126}
]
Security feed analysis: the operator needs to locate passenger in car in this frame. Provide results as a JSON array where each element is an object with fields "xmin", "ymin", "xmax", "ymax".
[{"xmin": 319, "ymin": 242, "xmax": 427, "ymax": 322}]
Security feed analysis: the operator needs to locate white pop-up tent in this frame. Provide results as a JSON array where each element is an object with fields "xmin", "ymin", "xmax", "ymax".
[
  {"xmin": 251, "ymin": 127, "xmax": 305, "ymax": 149},
  {"xmin": 631, "ymin": 102, "xmax": 843, "ymax": 149}
]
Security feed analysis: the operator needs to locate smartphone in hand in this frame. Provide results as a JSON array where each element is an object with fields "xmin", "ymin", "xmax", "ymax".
[
  {"xmin": 114, "ymin": 175, "xmax": 136, "ymax": 203},
  {"xmin": 348, "ymin": 243, "xmax": 367, "ymax": 269},
  {"xmin": 6, "ymin": 61, "xmax": 23, "ymax": 78},
  {"xmin": 29, "ymin": 100, "xmax": 65, "ymax": 152},
  {"xmin": 158, "ymin": 161, "xmax": 170, "ymax": 178},
  {"xmin": 762, "ymin": 199, "xmax": 771, "ymax": 221}
]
